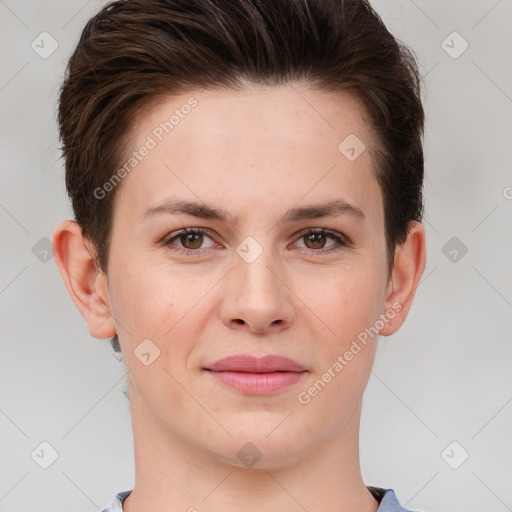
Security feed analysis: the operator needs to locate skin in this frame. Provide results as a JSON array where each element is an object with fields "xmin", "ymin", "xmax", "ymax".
[{"xmin": 53, "ymin": 83, "xmax": 426, "ymax": 512}]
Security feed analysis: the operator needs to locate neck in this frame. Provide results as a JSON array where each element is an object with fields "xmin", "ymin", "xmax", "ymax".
[{"xmin": 123, "ymin": 393, "xmax": 379, "ymax": 512}]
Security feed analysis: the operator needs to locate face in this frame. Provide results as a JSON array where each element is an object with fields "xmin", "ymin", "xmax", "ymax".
[{"xmin": 99, "ymin": 84, "xmax": 396, "ymax": 467}]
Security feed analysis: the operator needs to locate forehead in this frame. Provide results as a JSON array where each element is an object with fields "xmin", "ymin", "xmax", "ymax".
[
  {"xmin": 115, "ymin": 84, "xmax": 382, "ymax": 224},
  {"xmin": 149, "ymin": 84, "xmax": 370, "ymax": 142}
]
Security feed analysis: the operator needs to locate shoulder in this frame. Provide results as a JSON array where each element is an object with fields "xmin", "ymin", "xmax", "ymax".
[
  {"xmin": 368, "ymin": 486, "xmax": 425, "ymax": 512},
  {"xmin": 101, "ymin": 490, "xmax": 132, "ymax": 512},
  {"xmin": 102, "ymin": 487, "xmax": 424, "ymax": 512}
]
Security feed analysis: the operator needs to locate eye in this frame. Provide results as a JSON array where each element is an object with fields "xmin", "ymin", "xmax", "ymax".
[
  {"xmin": 163, "ymin": 227, "xmax": 216, "ymax": 254},
  {"xmin": 293, "ymin": 228, "xmax": 349, "ymax": 254},
  {"xmin": 162, "ymin": 227, "xmax": 350, "ymax": 255}
]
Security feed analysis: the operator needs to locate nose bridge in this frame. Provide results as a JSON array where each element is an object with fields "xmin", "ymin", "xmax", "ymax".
[
  {"xmin": 234, "ymin": 233, "xmax": 283, "ymax": 300},
  {"xmin": 221, "ymin": 232, "xmax": 294, "ymax": 332}
]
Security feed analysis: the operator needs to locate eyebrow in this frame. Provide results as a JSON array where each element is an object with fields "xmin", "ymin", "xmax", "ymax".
[{"xmin": 140, "ymin": 197, "xmax": 365, "ymax": 225}]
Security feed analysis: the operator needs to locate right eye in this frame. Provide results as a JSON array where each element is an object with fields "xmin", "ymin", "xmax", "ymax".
[{"xmin": 163, "ymin": 227, "xmax": 218, "ymax": 254}]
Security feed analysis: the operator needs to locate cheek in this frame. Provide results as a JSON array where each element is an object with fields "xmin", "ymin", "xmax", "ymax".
[
  {"xmin": 319, "ymin": 268, "xmax": 383, "ymax": 347},
  {"xmin": 109, "ymin": 259, "xmax": 214, "ymax": 371},
  {"xmin": 111, "ymin": 265, "xmax": 197, "ymax": 415},
  {"xmin": 297, "ymin": 274, "xmax": 381, "ymax": 430},
  {"xmin": 115, "ymin": 273, "xmax": 162, "ymax": 322},
  {"xmin": 108, "ymin": 259, "xmax": 180, "ymax": 349}
]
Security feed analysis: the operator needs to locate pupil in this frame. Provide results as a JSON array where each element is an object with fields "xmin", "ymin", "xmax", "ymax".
[
  {"xmin": 308, "ymin": 233, "xmax": 324, "ymax": 248},
  {"xmin": 183, "ymin": 233, "xmax": 202, "ymax": 248}
]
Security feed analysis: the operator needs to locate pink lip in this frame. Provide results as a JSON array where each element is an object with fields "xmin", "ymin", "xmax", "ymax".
[
  {"xmin": 203, "ymin": 355, "xmax": 307, "ymax": 395},
  {"xmin": 206, "ymin": 355, "xmax": 306, "ymax": 373}
]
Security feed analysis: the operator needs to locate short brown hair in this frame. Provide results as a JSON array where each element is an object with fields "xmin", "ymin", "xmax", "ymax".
[{"xmin": 58, "ymin": 0, "xmax": 425, "ymax": 352}]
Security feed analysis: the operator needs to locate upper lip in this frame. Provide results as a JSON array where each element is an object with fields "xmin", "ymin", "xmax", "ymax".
[{"xmin": 204, "ymin": 355, "xmax": 307, "ymax": 373}]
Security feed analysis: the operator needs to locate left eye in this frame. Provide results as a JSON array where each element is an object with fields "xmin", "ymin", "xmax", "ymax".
[
  {"xmin": 295, "ymin": 228, "xmax": 348, "ymax": 251},
  {"xmin": 163, "ymin": 227, "xmax": 348, "ymax": 254}
]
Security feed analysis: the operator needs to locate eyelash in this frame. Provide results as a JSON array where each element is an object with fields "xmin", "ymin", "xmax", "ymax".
[{"xmin": 162, "ymin": 227, "xmax": 350, "ymax": 256}]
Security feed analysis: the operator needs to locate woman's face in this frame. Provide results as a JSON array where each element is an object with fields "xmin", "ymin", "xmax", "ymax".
[{"xmin": 104, "ymin": 84, "xmax": 397, "ymax": 467}]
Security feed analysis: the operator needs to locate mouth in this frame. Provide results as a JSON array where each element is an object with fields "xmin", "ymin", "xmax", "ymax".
[
  {"xmin": 204, "ymin": 354, "xmax": 306, "ymax": 373},
  {"xmin": 204, "ymin": 370, "xmax": 306, "ymax": 395},
  {"xmin": 202, "ymin": 354, "xmax": 308, "ymax": 395}
]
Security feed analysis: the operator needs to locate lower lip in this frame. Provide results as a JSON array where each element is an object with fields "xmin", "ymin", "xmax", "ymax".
[{"xmin": 206, "ymin": 370, "xmax": 306, "ymax": 395}]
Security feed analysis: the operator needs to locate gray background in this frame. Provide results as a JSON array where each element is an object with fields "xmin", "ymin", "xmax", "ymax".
[{"xmin": 1, "ymin": 1, "xmax": 511, "ymax": 511}]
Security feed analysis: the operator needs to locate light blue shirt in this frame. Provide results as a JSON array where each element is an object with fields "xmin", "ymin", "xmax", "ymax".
[{"xmin": 101, "ymin": 486, "xmax": 422, "ymax": 511}]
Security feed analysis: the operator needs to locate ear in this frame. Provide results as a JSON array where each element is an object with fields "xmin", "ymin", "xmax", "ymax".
[
  {"xmin": 379, "ymin": 221, "xmax": 426, "ymax": 336},
  {"xmin": 52, "ymin": 220, "xmax": 117, "ymax": 339}
]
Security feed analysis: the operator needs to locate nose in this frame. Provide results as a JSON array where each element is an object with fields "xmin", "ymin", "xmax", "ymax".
[{"xmin": 219, "ymin": 245, "xmax": 295, "ymax": 335}]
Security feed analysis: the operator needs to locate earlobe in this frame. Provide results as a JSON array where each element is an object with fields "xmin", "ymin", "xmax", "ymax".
[
  {"xmin": 379, "ymin": 221, "xmax": 426, "ymax": 336},
  {"xmin": 52, "ymin": 220, "xmax": 117, "ymax": 340}
]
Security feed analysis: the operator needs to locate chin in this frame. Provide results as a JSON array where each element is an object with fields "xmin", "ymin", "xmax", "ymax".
[{"xmin": 205, "ymin": 426, "xmax": 311, "ymax": 470}]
